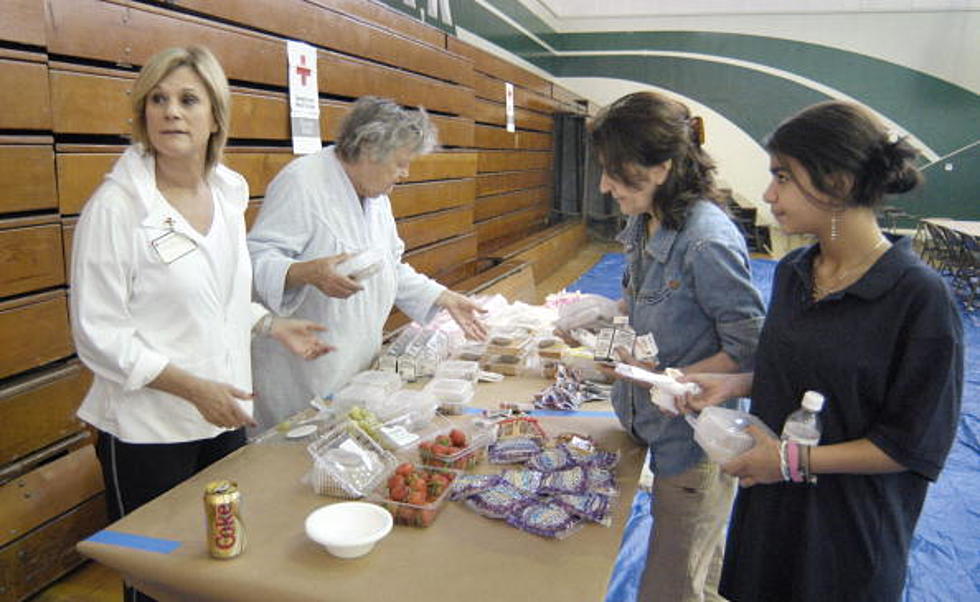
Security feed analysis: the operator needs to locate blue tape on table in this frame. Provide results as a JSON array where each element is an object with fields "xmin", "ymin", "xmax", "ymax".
[
  {"xmin": 86, "ymin": 530, "xmax": 182, "ymax": 554},
  {"xmin": 461, "ymin": 407, "xmax": 616, "ymax": 419}
]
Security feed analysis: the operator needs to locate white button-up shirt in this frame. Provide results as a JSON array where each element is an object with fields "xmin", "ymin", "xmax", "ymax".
[{"xmin": 71, "ymin": 146, "xmax": 264, "ymax": 443}]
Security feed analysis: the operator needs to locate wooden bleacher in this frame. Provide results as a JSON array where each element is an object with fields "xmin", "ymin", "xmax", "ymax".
[{"xmin": 0, "ymin": 1, "xmax": 593, "ymax": 599}]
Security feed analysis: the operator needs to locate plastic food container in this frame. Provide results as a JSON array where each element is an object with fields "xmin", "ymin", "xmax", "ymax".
[
  {"xmin": 349, "ymin": 370, "xmax": 402, "ymax": 397},
  {"xmin": 485, "ymin": 326, "xmax": 533, "ymax": 355},
  {"xmin": 334, "ymin": 383, "xmax": 388, "ymax": 415},
  {"xmin": 454, "ymin": 341, "xmax": 487, "ymax": 362},
  {"xmin": 416, "ymin": 418, "xmax": 495, "ymax": 470},
  {"xmin": 337, "ymin": 248, "xmax": 385, "ymax": 281},
  {"xmin": 480, "ymin": 353, "xmax": 528, "ymax": 377},
  {"xmin": 686, "ymin": 407, "xmax": 776, "ymax": 465},
  {"xmin": 384, "ymin": 389, "xmax": 438, "ymax": 430},
  {"xmin": 425, "ymin": 377, "xmax": 475, "ymax": 414},
  {"xmin": 368, "ymin": 465, "xmax": 461, "ymax": 527},
  {"xmin": 307, "ymin": 421, "xmax": 397, "ymax": 499},
  {"xmin": 434, "ymin": 360, "xmax": 481, "ymax": 383}
]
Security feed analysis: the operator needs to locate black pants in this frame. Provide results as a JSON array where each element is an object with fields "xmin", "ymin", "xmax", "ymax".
[{"xmin": 95, "ymin": 428, "xmax": 246, "ymax": 602}]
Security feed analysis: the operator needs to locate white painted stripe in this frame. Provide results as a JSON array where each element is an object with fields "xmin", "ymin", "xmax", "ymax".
[
  {"xmin": 922, "ymin": 139, "xmax": 979, "ymax": 168},
  {"xmin": 546, "ymin": 49, "xmax": 939, "ymax": 160},
  {"xmin": 474, "ymin": 0, "xmax": 557, "ymax": 53}
]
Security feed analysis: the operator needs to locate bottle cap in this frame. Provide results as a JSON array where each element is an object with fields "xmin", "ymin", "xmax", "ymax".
[{"xmin": 802, "ymin": 390, "xmax": 825, "ymax": 412}]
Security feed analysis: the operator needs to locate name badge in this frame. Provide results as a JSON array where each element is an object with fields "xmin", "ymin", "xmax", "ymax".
[{"xmin": 151, "ymin": 230, "xmax": 198, "ymax": 264}]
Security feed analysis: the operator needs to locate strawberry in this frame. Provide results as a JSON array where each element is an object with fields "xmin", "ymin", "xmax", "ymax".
[
  {"xmin": 435, "ymin": 435, "xmax": 452, "ymax": 447},
  {"xmin": 395, "ymin": 462, "xmax": 414, "ymax": 476},
  {"xmin": 387, "ymin": 474, "xmax": 405, "ymax": 490},
  {"xmin": 449, "ymin": 428, "xmax": 467, "ymax": 447},
  {"xmin": 431, "ymin": 444, "xmax": 451, "ymax": 456},
  {"xmin": 407, "ymin": 490, "xmax": 426, "ymax": 506},
  {"xmin": 389, "ymin": 484, "xmax": 408, "ymax": 502}
]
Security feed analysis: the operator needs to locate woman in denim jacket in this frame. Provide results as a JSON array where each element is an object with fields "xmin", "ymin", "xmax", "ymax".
[{"xmin": 592, "ymin": 92, "xmax": 765, "ymax": 601}]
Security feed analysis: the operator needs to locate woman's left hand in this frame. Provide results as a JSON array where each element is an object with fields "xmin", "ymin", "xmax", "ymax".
[
  {"xmin": 269, "ymin": 318, "xmax": 335, "ymax": 360},
  {"xmin": 721, "ymin": 425, "xmax": 783, "ymax": 488},
  {"xmin": 437, "ymin": 290, "xmax": 488, "ymax": 341}
]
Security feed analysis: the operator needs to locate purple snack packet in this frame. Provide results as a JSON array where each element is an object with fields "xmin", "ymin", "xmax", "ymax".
[
  {"xmin": 498, "ymin": 469, "xmax": 544, "ymax": 494},
  {"xmin": 539, "ymin": 466, "xmax": 589, "ymax": 494},
  {"xmin": 465, "ymin": 483, "xmax": 530, "ymax": 519},
  {"xmin": 449, "ymin": 473, "xmax": 502, "ymax": 501},
  {"xmin": 552, "ymin": 492, "xmax": 613, "ymax": 527},
  {"xmin": 488, "ymin": 437, "xmax": 541, "ymax": 464},
  {"xmin": 506, "ymin": 500, "xmax": 583, "ymax": 539},
  {"xmin": 585, "ymin": 467, "xmax": 618, "ymax": 496},
  {"xmin": 526, "ymin": 447, "xmax": 575, "ymax": 472}
]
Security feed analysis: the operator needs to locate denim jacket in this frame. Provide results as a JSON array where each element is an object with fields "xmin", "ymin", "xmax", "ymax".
[{"xmin": 613, "ymin": 200, "xmax": 765, "ymax": 476}]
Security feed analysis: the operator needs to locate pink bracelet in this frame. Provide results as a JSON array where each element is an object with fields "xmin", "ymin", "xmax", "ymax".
[{"xmin": 787, "ymin": 441, "xmax": 803, "ymax": 483}]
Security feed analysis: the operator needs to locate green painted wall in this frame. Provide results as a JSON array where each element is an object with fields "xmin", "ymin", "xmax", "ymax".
[{"xmin": 450, "ymin": 0, "xmax": 979, "ymax": 220}]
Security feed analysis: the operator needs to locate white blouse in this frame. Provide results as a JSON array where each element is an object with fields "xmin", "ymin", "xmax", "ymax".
[{"xmin": 71, "ymin": 146, "xmax": 265, "ymax": 443}]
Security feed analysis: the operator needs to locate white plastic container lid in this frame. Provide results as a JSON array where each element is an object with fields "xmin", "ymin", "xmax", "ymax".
[
  {"xmin": 350, "ymin": 370, "xmax": 402, "ymax": 396},
  {"xmin": 338, "ymin": 248, "xmax": 385, "ymax": 281}
]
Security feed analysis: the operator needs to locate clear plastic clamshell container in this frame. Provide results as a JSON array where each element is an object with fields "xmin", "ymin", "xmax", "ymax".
[
  {"xmin": 434, "ymin": 360, "xmax": 481, "ymax": 383},
  {"xmin": 415, "ymin": 416, "xmax": 496, "ymax": 470},
  {"xmin": 425, "ymin": 377, "xmax": 475, "ymax": 415},
  {"xmin": 368, "ymin": 464, "xmax": 461, "ymax": 527},
  {"xmin": 349, "ymin": 370, "xmax": 403, "ymax": 397},
  {"xmin": 306, "ymin": 421, "xmax": 397, "ymax": 499}
]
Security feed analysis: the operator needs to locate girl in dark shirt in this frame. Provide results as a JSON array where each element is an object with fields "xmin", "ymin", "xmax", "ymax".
[{"xmin": 681, "ymin": 101, "xmax": 963, "ymax": 601}]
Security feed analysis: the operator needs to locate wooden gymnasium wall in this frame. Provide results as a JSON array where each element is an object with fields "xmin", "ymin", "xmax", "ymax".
[{"xmin": 0, "ymin": 0, "xmax": 588, "ymax": 599}]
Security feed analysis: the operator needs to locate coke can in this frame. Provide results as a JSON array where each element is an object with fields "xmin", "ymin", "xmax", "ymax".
[{"xmin": 204, "ymin": 480, "xmax": 245, "ymax": 559}]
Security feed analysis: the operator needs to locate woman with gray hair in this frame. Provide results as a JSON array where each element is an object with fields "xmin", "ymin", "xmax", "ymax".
[{"xmin": 248, "ymin": 96, "xmax": 486, "ymax": 431}]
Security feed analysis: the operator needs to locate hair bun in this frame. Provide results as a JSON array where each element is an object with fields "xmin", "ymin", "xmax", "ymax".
[{"xmin": 879, "ymin": 135, "xmax": 922, "ymax": 195}]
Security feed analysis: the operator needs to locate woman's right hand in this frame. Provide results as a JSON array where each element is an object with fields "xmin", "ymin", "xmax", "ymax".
[
  {"xmin": 676, "ymin": 372, "xmax": 753, "ymax": 414},
  {"xmin": 288, "ymin": 252, "xmax": 363, "ymax": 298},
  {"xmin": 187, "ymin": 378, "xmax": 257, "ymax": 429}
]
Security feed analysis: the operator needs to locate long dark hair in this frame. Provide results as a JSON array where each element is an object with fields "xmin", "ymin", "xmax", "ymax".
[
  {"xmin": 765, "ymin": 101, "xmax": 922, "ymax": 209},
  {"xmin": 589, "ymin": 91, "xmax": 722, "ymax": 230}
]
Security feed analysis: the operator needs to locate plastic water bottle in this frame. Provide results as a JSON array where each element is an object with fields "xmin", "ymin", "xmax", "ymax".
[{"xmin": 781, "ymin": 391, "xmax": 825, "ymax": 445}]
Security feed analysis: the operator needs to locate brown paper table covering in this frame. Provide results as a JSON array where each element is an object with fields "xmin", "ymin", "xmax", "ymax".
[{"xmin": 77, "ymin": 376, "xmax": 645, "ymax": 602}]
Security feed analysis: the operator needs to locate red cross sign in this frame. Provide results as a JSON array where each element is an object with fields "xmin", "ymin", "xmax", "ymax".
[{"xmin": 296, "ymin": 54, "xmax": 311, "ymax": 86}]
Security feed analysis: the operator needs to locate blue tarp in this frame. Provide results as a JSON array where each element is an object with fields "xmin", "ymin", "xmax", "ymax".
[{"xmin": 564, "ymin": 254, "xmax": 979, "ymax": 602}]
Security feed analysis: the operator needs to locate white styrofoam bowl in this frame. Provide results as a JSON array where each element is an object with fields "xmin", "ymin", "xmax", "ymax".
[{"xmin": 305, "ymin": 502, "xmax": 393, "ymax": 559}]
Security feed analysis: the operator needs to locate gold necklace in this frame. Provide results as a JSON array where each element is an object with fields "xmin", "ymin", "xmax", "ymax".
[{"xmin": 812, "ymin": 236, "xmax": 889, "ymax": 300}]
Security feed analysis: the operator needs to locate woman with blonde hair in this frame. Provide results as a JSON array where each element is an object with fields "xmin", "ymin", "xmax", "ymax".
[{"xmin": 71, "ymin": 47, "xmax": 330, "ymax": 600}]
